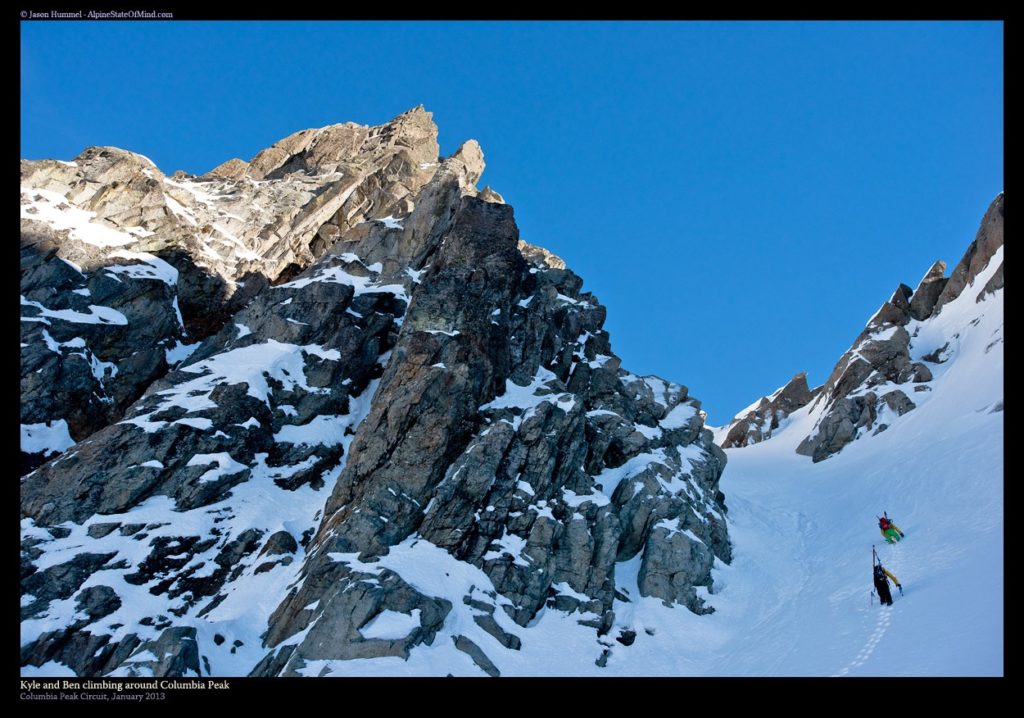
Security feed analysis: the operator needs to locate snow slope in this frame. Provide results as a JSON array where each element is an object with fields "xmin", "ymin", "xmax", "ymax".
[
  {"xmin": 288, "ymin": 256, "xmax": 1002, "ymax": 677},
  {"xmin": 21, "ymin": 274, "xmax": 1000, "ymax": 678},
  {"xmin": 20, "ymin": 176, "xmax": 1002, "ymax": 678},
  {"xmin": 668, "ymin": 264, "xmax": 1003, "ymax": 676},
  {"xmin": 21, "ymin": 270, "xmax": 1001, "ymax": 677}
]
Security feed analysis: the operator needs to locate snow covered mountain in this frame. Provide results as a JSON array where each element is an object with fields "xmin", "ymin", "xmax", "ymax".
[
  {"xmin": 718, "ymin": 193, "xmax": 1003, "ymax": 463},
  {"xmin": 700, "ymin": 196, "xmax": 1003, "ymax": 676},
  {"xmin": 707, "ymin": 221, "xmax": 1003, "ymax": 676},
  {"xmin": 19, "ymin": 106, "xmax": 1002, "ymax": 677},
  {"xmin": 21, "ymin": 108, "xmax": 730, "ymax": 677},
  {"xmin": 20, "ymin": 107, "xmax": 444, "ymax": 475}
]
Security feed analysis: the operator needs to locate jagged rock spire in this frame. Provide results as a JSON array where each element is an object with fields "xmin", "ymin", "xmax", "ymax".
[
  {"xmin": 909, "ymin": 260, "xmax": 948, "ymax": 321},
  {"xmin": 934, "ymin": 192, "xmax": 1004, "ymax": 312},
  {"xmin": 725, "ymin": 192, "xmax": 1003, "ymax": 463}
]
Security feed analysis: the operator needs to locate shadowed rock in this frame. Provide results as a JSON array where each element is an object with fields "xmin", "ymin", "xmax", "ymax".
[
  {"xmin": 20, "ymin": 107, "xmax": 731, "ymax": 678},
  {"xmin": 934, "ymin": 193, "xmax": 1004, "ymax": 312},
  {"xmin": 722, "ymin": 372, "xmax": 817, "ymax": 449},
  {"xmin": 792, "ymin": 195, "xmax": 1002, "ymax": 462},
  {"xmin": 909, "ymin": 260, "xmax": 948, "ymax": 320}
]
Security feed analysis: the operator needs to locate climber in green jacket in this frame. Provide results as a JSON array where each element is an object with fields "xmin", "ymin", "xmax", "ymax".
[{"xmin": 878, "ymin": 513, "xmax": 905, "ymax": 544}]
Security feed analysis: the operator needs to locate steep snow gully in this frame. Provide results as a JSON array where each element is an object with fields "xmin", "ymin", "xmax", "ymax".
[
  {"xmin": 23, "ymin": 221, "xmax": 1001, "ymax": 678},
  {"xmin": 19, "ymin": 105, "xmax": 1002, "ymax": 677},
  {"xmin": 695, "ymin": 247, "xmax": 1003, "ymax": 677}
]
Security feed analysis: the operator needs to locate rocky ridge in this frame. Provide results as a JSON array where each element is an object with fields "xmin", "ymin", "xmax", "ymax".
[
  {"xmin": 19, "ymin": 107, "xmax": 443, "ymax": 473},
  {"xmin": 21, "ymin": 108, "xmax": 731, "ymax": 677},
  {"xmin": 720, "ymin": 372, "xmax": 818, "ymax": 449},
  {"xmin": 720, "ymin": 193, "xmax": 1004, "ymax": 462}
]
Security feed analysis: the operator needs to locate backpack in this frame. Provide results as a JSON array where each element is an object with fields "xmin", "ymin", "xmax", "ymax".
[
  {"xmin": 874, "ymin": 565, "xmax": 885, "ymax": 581},
  {"xmin": 879, "ymin": 516, "xmax": 889, "ymax": 530}
]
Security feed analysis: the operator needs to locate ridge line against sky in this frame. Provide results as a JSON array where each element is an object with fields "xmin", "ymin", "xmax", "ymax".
[{"xmin": 20, "ymin": 20, "xmax": 1003, "ymax": 422}]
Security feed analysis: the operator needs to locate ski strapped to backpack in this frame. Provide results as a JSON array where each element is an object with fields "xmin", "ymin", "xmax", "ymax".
[
  {"xmin": 871, "ymin": 545, "xmax": 904, "ymax": 601},
  {"xmin": 871, "ymin": 545, "xmax": 878, "ymax": 605}
]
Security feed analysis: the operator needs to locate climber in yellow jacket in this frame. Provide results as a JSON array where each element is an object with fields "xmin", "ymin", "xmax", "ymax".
[{"xmin": 873, "ymin": 563, "xmax": 901, "ymax": 606}]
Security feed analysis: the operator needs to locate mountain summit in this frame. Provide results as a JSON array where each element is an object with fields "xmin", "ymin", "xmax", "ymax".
[{"xmin": 21, "ymin": 108, "xmax": 730, "ymax": 677}]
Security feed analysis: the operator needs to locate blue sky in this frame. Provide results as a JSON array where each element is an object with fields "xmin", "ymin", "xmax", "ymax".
[{"xmin": 20, "ymin": 21, "xmax": 1003, "ymax": 423}]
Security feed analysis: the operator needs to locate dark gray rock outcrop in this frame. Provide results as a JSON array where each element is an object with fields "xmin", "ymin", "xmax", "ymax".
[
  {"xmin": 792, "ymin": 194, "xmax": 1003, "ymax": 461},
  {"xmin": 253, "ymin": 192, "xmax": 729, "ymax": 675},
  {"xmin": 719, "ymin": 193, "xmax": 1002, "ymax": 462},
  {"xmin": 20, "ymin": 221, "xmax": 187, "ymax": 474},
  {"xmin": 934, "ymin": 193, "xmax": 1004, "ymax": 312},
  {"xmin": 721, "ymin": 372, "xmax": 818, "ymax": 449},
  {"xmin": 21, "ymin": 107, "xmax": 731, "ymax": 678},
  {"xmin": 794, "ymin": 286, "xmax": 927, "ymax": 462},
  {"xmin": 909, "ymin": 260, "xmax": 948, "ymax": 321},
  {"xmin": 20, "ymin": 107, "xmax": 447, "ymax": 473}
]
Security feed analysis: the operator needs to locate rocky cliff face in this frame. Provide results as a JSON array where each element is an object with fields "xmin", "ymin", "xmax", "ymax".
[
  {"xmin": 21, "ymin": 108, "xmax": 730, "ymax": 677},
  {"xmin": 720, "ymin": 372, "xmax": 818, "ymax": 449},
  {"xmin": 720, "ymin": 193, "xmax": 1004, "ymax": 462},
  {"xmin": 20, "ymin": 107, "xmax": 442, "ymax": 474}
]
